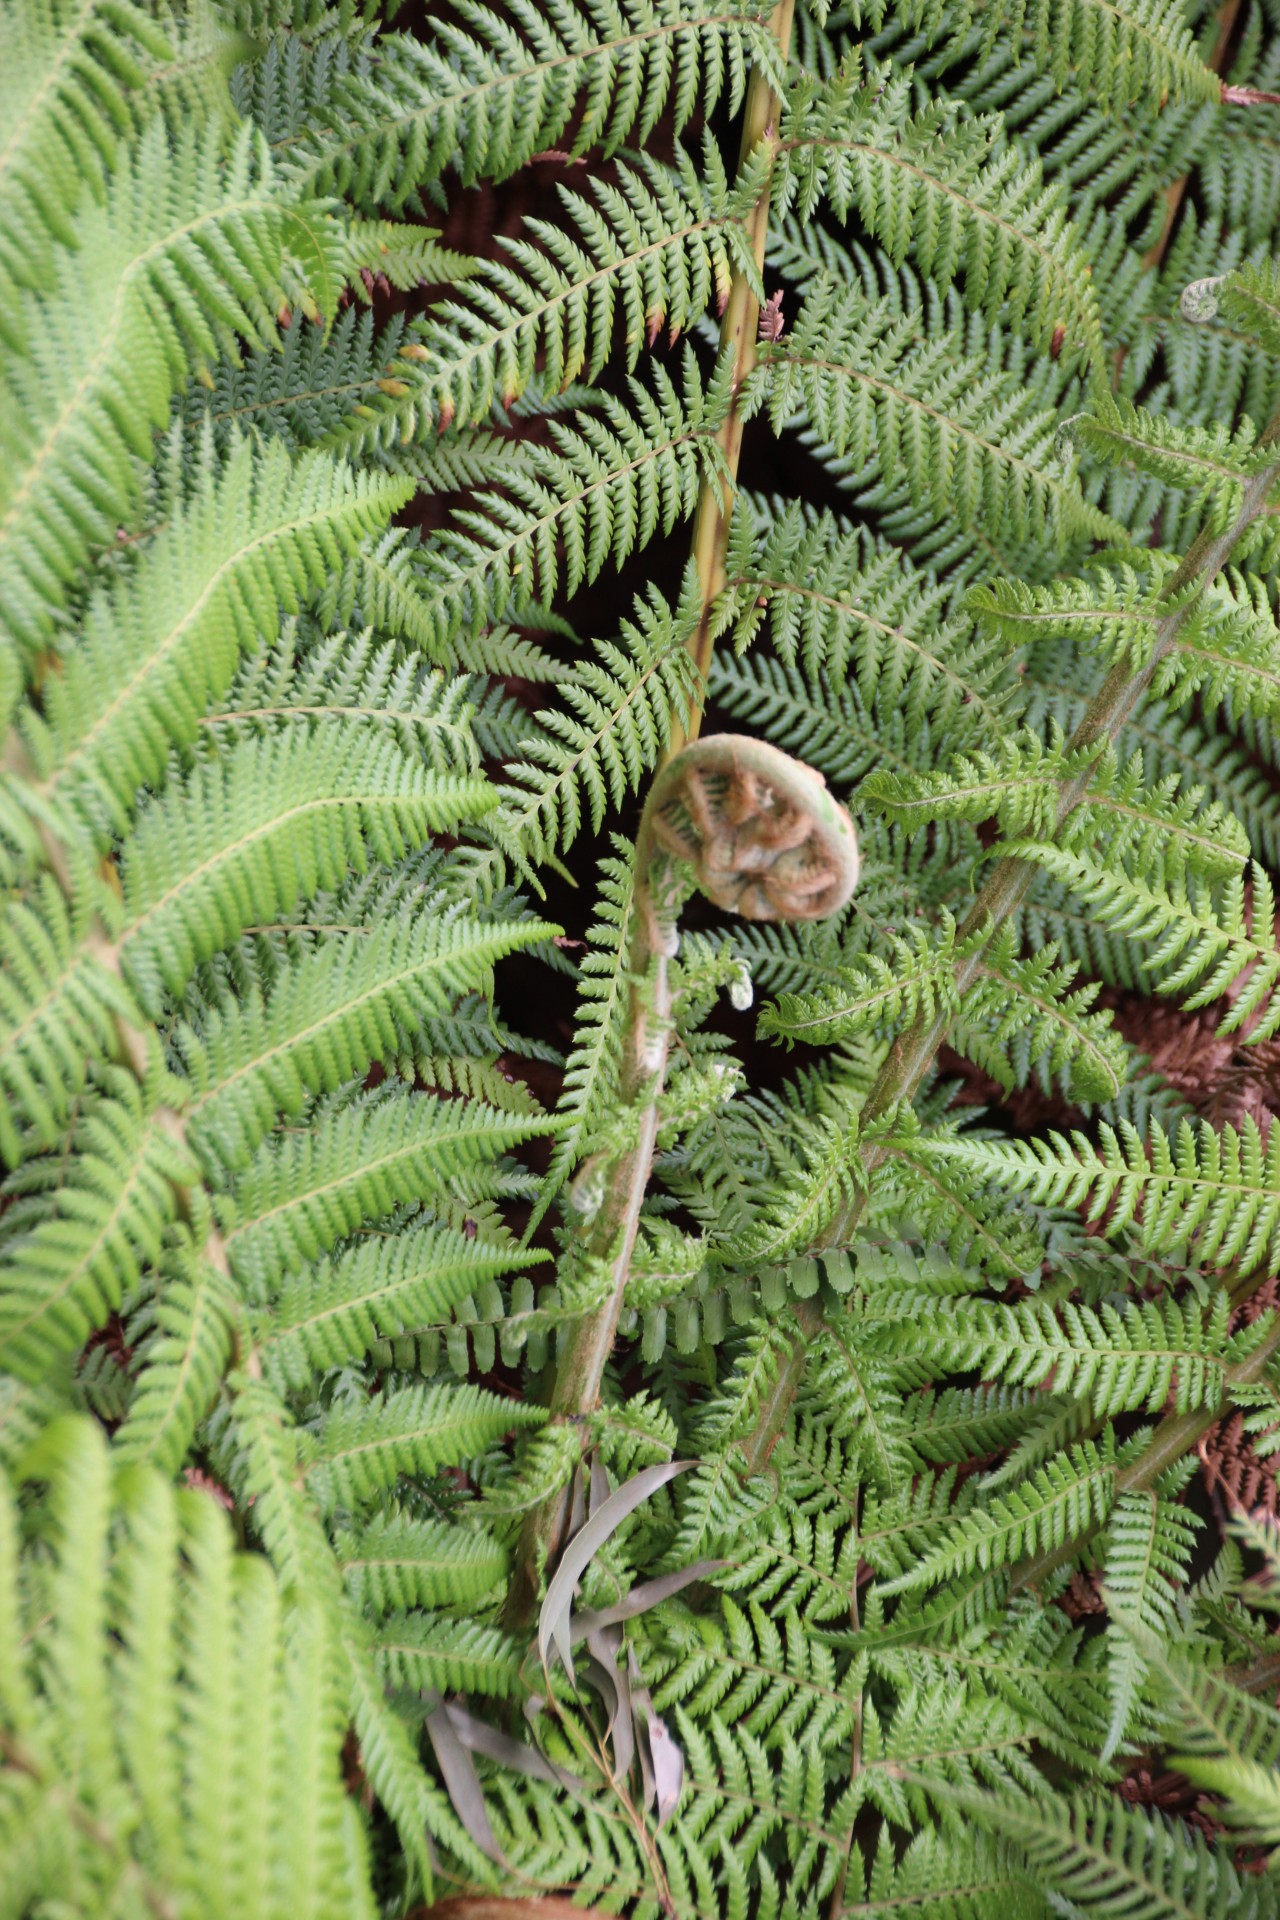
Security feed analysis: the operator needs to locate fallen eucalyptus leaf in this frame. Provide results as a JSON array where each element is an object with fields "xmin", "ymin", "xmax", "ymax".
[{"xmin": 537, "ymin": 1459, "xmax": 695, "ymax": 1678}]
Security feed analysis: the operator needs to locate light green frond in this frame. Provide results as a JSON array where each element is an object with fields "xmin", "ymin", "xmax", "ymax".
[
  {"xmin": 0, "ymin": 1415, "xmax": 364, "ymax": 1920},
  {"xmin": 879, "ymin": 1433, "xmax": 1118, "ymax": 1594},
  {"xmin": 1101, "ymin": 1491, "xmax": 1200, "ymax": 1761},
  {"xmin": 180, "ymin": 902, "xmax": 551, "ymax": 1171},
  {"xmin": 279, "ymin": 0, "xmax": 779, "ymax": 203},
  {"xmin": 401, "ymin": 352, "xmax": 730, "ymax": 653},
  {"xmin": 255, "ymin": 1221, "xmax": 545, "ymax": 1389},
  {"xmin": 0, "ymin": 118, "xmax": 342, "ymax": 654},
  {"xmin": 910, "ymin": 1115, "xmax": 1280, "ymax": 1274},
  {"xmin": 1070, "ymin": 392, "xmax": 1274, "ymax": 529},
  {"xmin": 0, "ymin": 1075, "xmax": 191, "ymax": 1381},
  {"xmin": 222, "ymin": 1085, "xmax": 547, "ymax": 1289},
  {"xmin": 112, "ymin": 1237, "xmax": 237, "ymax": 1473},
  {"xmin": 486, "ymin": 594, "xmax": 702, "ymax": 877},
  {"xmin": 117, "ymin": 723, "xmax": 493, "ymax": 1015},
  {"xmin": 403, "ymin": 141, "xmax": 752, "ymax": 428},
  {"xmin": 20, "ymin": 435, "xmax": 412, "ymax": 837},
  {"xmin": 951, "ymin": 1786, "xmax": 1265, "ymax": 1920},
  {"xmin": 374, "ymin": 1613, "xmax": 524, "ymax": 1698},
  {"xmin": 718, "ymin": 499, "xmax": 1013, "ymax": 729},
  {"xmin": 777, "ymin": 61, "xmax": 1105, "ymax": 373},
  {"xmin": 896, "ymin": 0, "xmax": 1221, "ymax": 111},
  {"xmin": 532, "ymin": 840, "xmax": 637, "ymax": 1232},
  {"xmin": 0, "ymin": 0, "xmax": 172, "ymax": 291},
  {"xmin": 305, "ymin": 1381, "xmax": 544, "ymax": 1513},
  {"xmin": 338, "ymin": 1504, "xmax": 508, "ymax": 1615},
  {"xmin": 757, "ymin": 277, "xmax": 1122, "ymax": 549}
]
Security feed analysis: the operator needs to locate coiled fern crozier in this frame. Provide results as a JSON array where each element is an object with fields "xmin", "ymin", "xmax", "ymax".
[{"xmin": 7, "ymin": 0, "xmax": 1280, "ymax": 1912}]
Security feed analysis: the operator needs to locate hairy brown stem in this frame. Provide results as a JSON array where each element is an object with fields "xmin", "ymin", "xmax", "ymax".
[
  {"xmin": 666, "ymin": 0, "xmax": 796, "ymax": 760},
  {"xmin": 504, "ymin": 740, "xmax": 857, "ymax": 1627},
  {"xmin": 737, "ymin": 414, "xmax": 1280, "ymax": 1472}
]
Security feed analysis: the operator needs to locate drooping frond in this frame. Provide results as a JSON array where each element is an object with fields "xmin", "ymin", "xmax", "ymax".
[
  {"xmin": 0, "ymin": 0, "xmax": 172, "ymax": 291},
  {"xmin": 276, "ymin": 0, "xmax": 780, "ymax": 204},
  {"xmin": 755, "ymin": 276, "xmax": 1123, "ymax": 549},
  {"xmin": 399, "ymin": 142, "xmax": 755, "ymax": 428},
  {"xmin": 0, "ymin": 117, "xmax": 352, "ymax": 658},
  {"xmin": 775, "ymin": 59, "xmax": 1106, "ymax": 373}
]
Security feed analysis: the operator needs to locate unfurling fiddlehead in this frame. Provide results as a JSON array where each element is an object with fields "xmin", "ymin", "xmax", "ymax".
[
  {"xmin": 505, "ymin": 736, "xmax": 857, "ymax": 1625},
  {"xmin": 645, "ymin": 734, "xmax": 860, "ymax": 922}
]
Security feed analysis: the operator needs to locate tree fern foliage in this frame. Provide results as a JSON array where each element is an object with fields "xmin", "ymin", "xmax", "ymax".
[{"xmin": 9, "ymin": 0, "xmax": 1280, "ymax": 1912}]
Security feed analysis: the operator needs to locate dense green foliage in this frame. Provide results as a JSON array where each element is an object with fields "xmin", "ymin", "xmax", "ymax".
[{"xmin": 9, "ymin": 0, "xmax": 1280, "ymax": 1913}]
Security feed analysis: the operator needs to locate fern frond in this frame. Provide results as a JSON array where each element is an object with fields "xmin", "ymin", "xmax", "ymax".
[
  {"xmin": 756, "ymin": 277, "xmax": 1122, "ymax": 549},
  {"xmin": 486, "ymin": 593, "xmax": 701, "ymax": 876},
  {"xmin": 0, "ymin": 1414, "xmax": 367, "ymax": 1920},
  {"xmin": 115, "ymin": 723, "xmax": 492, "ymax": 1016},
  {"xmin": 910, "ymin": 1116, "xmax": 1280, "ymax": 1274},
  {"xmin": 180, "ymin": 902, "xmax": 551, "ymax": 1171},
  {"xmin": 21, "ymin": 435, "xmax": 412, "ymax": 838},
  {"xmin": 0, "ymin": 1074, "xmax": 192, "ymax": 1380},
  {"xmin": 305, "ymin": 1382, "xmax": 543, "ymax": 1513},
  {"xmin": 532, "ymin": 840, "xmax": 637, "ymax": 1231},
  {"xmin": 404, "ymin": 141, "xmax": 753, "ymax": 428},
  {"xmin": 1070, "ymin": 392, "xmax": 1274, "ymax": 530},
  {"xmin": 406, "ymin": 352, "xmax": 728, "ymax": 656},
  {"xmin": 879, "ymin": 1433, "xmax": 1118, "ymax": 1594},
  {"xmin": 338, "ymin": 1504, "xmax": 507, "ymax": 1615},
  {"xmin": 256, "ymin": 1221, "xmax": 546, "ymax": 1390},
  {"xmin": 279, "ymin": 0, "xmax": 779, "ymax": 203},
  {"xmin": 868, "ymin": 1290, "xmax": 1232, "ymax": 1420},
  {"xmin": 0, "ymin": 0, "xmax": 172, "ymax": 291},
  {"xmin": 948, "ymin": 1786, "xmax": 1263, "ymax": 1920},
  {"xmin": 0, "ymin": 118, "xmax": 342, "ymax": 653},
  {"xmin": 776, "ymin": 60, "xmax": 1105, "ymax": 373},
  {"xmin": 112, "ymin": 1236, "xmax": 237, "ymax": 1474},
  {"xmin": 222, "ymin": 1084, "xmax": 547, "ymax": 1289},
  {"xmin": 1101, "ymin": 1490, "xmax": 1200, "ymax": 1761},
  {"xmin": 717, "ymin": 499, "xmax": 1015, "ymax": 730}
]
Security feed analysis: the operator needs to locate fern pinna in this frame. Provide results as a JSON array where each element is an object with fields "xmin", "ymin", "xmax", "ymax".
[{"xmin": 7, "ymin": 0, "xmax": 1280, "ymax": 1912}]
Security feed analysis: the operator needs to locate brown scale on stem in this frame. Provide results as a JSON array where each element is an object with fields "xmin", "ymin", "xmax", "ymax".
[{"xmin": 504, "ymin": 737, "xmax": 857, "ymax": 1629}]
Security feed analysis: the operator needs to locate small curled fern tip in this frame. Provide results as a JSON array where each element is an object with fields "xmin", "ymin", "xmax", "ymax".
[{"xmin": 647, "ymin": 733, "xmax": 859, "ymax": 921}]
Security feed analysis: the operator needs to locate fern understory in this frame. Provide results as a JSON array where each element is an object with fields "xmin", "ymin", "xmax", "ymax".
[{"xmin": 12, "ymin": 0, "xmax": 1280, "ymax": 1913}]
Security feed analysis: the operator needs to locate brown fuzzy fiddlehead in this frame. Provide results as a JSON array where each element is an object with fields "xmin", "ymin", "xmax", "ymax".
[
  {"xmin": 504, "ymin": 737, "xmax": 857, "ymax": 1628},
  {"xmin": 644, "ymin": 734, "xmax": 859, "ymax": 923}
]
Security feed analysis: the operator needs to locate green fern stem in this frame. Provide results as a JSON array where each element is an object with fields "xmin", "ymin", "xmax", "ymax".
[
  {"xmin": 667, "ymin": 0, "xmax": 795, "ymax": 759},
  {"xmin": 506, "ymin": 736, "xmax": 857, "ymax": 1624},
  {"xmin": 738, "ymin": 420, "xmax": 1280, "ymax": 1473}
]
